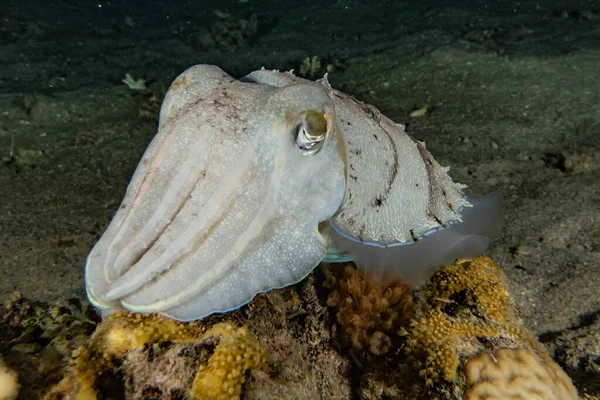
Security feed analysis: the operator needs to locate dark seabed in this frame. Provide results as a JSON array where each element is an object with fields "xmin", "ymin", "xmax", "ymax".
[{"xmin": 0, "ymin": 0, "xmax": 599, "ymax": 398}]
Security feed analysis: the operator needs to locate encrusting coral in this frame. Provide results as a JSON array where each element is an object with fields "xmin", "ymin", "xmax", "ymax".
[
  {"xmin": 45, "ymin": 312, "xmax": 266, "ymax": 400},
  {"xmin": 3, "ymin": 258, "xmax": 580, "ymax": 399},
  {"xmin": 425, "ymin": 256, "xmax": 510, "ymax": 323},
  {"xmin": 191, "ymin": 324, "xmax": 268, "ymax": 400},
  {"xmin": 464, "ymin": 348, "xmax": 578, "ymax": 400},
  {"xmin": 324, "ymin": 264, "xmax": 414, "ymax": 355},
  {"xmin": 399, "ymin": 255, "xmax": 580, "ymax": 400},
  {"xmin": 402, "ymin": 256, "xmax": 543, "ymax": 385},
  {"xmin": 1, "ymin": 280, "xmax": 350, "ymax": 399}
]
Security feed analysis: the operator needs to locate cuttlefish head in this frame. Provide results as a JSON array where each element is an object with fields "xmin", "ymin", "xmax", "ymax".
[{"xmin": 85, "ymin": 65, "xmax": 345, "ymax": 321}]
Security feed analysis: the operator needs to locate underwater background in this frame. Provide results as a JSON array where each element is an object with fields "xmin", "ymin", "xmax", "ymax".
[{"xmin": 0, "ymin": 0, "xmax": 599, "ymax": 398}]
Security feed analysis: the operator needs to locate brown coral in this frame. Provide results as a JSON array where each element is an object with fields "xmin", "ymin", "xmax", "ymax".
[
  {"xmin": 324, "ymin": 263, "xmax": 413, "ymax": 355},
  {"xmin": 464, "ymin": 348, "xmax": 578, "ymax": 400}
]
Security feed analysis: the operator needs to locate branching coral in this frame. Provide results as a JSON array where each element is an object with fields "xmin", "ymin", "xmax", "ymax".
[
  {"xmin": 45, "ymin": 312, "xmax": 266, "ymax": 400},
  {"xmin": 299, "ymin": 56, "xmax": 322, "ymax": 78},
  {"xmin": 324, "ymin": 257, "xmax": 577, "ymax": 399},
  {"xmin": 324, "ymin": 264, "xmax": 413, "ymax": 355},
  {"xmin": 464, "ymin": 348, "xmax": 578, "ymax": 400}
]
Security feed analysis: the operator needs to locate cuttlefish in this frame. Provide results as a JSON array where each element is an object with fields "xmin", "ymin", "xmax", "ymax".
[{"xmin": 86, "ymin": 65, "xmax": 502, "ymax": 321}]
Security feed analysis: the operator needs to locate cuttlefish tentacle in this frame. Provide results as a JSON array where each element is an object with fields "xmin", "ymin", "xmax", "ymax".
[
  {"xmin": 106, "ymin": 117, "xmax": 210, "ymax": 280},
  {"xmin": 107, "ymin": 113, "xmax": 289, "ymax": 308},
  {"xmin": 103, "ymin": 143, "xmax": 254, "ymax": 303},
  {"xmin": 86, "ymin": 65, "xmax": 235, "ymax": 308}
]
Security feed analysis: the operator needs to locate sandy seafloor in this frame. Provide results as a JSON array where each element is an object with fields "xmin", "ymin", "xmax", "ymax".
[{"xmin": 0, "ymin": 0, "xmax": 599, "ymax": 398}]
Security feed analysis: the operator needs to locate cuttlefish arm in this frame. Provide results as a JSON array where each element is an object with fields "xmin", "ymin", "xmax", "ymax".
[{"xmin": 85, "ymin": 65, "xmax": 345, "ymax": 321}]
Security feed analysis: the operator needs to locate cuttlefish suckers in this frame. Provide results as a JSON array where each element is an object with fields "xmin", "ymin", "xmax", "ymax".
[{"xmin": 85, "ymin": 65, "xmax": 502, "ymax": 321}]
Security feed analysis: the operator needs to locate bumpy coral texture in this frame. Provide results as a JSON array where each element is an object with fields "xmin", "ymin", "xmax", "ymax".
[
  {"xmin": 324, "ymin": 263, "xmax": 413, "ymax": 355},
  {"xmin": 425, "ymin": 256, "xmax": 509, "ymax": 323},
  {"xmin": 464, "ymin": 348, "xmax": 578, "ymax": 400},
  {"xmin": 45, "ymin": 312, "xmax": 196, "ymax": 399},
  {"xmin": 45, "ymin": 312, "xmax": 266, "ymax": 400},
  {"xmin": 191, "ymin": 324, "xmax": 267, "ymax": 400},
  {"xmin": 403, "ymin": 257, "xmax": 542, "ymax": 385}
]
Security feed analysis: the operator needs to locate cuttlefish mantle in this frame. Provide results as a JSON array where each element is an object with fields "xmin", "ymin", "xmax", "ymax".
[{"xmin": 85, "ymin": 65, "xmax": 502, "ymax": 321}]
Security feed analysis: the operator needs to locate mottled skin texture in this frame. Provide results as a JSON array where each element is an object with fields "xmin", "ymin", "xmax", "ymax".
[
  {"xmin": 244, "ymin": 70, "xmax": 470, "ymax": 244},
  {"xmin": 85, "ymin": 65, "xmax": 500, "ymax": 321}
]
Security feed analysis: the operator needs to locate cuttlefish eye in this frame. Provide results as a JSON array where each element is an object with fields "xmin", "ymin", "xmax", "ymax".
[{"xmin": 294, "ymin": 110, "xmax": 329, "ymax": 155}]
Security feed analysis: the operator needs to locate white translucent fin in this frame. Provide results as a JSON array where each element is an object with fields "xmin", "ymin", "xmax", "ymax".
[{"xmin": 325, "ymin": 193, "xmax": 503, "ymax": 286}]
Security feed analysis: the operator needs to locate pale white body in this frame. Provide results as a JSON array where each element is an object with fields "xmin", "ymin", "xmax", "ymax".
[{"xmin": 85, "ymin": 65, "xmax": 501, "ymax": 321}]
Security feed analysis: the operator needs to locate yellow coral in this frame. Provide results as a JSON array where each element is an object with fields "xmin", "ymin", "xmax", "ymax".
[
  {"xmin": 464, "ymin": 348, "xmax": 578, "ymax": 400},
  {"xmin": 403, "ymin": 257, "xmax": 540, "ymax": 385},
  {"xmin": 426, "ymin": 256, "xmax": 509, "ymax": 322},
  {"xmin": 404, "ymin": 309, "xmax": 500, "ymax": 383},
  {"xmin": 45, "ymin": 313, "xmax": 266, "ymax": 400},
  {"xmin": 93, "ymin": 311, "xmax": 194, "ymax": 357},
  {"xmin": 190, "ymin": 324, "xmax": 267, "ymax": 400},
  {"xmin": 63, "ymin": 311, "xmax": 196, "ymax": 398}
]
